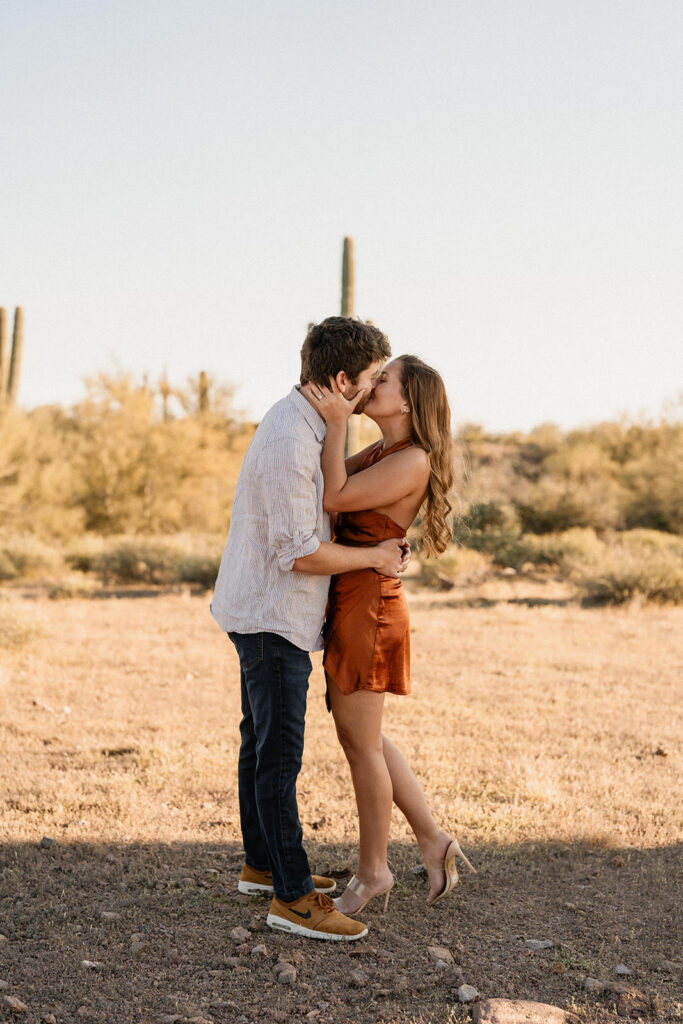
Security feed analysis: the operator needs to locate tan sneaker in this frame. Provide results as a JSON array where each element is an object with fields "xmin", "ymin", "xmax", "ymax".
[
  {"xmin": 238, "ymin": 864, "xmax": 336, "ymax": 896},
  {"xmin": 267, "ymin": 891, "xmax": 368, "ymax": 942}
]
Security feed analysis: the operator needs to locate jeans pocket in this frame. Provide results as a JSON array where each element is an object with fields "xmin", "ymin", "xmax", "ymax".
[{"xmin": 229, "ymin": 631, "xmax": 265, "ymax": 670}]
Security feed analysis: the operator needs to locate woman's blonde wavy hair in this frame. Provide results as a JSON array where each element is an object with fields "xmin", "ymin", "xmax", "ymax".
[{"xmin": 399, "ymin": 355, "xmax": 454, "ymax": 558}]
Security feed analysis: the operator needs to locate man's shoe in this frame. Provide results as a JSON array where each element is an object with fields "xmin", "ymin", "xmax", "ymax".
[
  {"xmin": 238, "ymin": 864, "xmax": 336, "ymax": 896},
  {"xmin": 267, "ymin": 891, "xmax": 368, "ymax": 942}
]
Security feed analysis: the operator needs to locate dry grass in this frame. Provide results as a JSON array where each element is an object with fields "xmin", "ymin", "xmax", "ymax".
[{"xmin": 0, "ymin": 590, "xmax": 681, "ymax": 1024}]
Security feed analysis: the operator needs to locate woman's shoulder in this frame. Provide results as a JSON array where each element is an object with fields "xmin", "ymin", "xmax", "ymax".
[{"xmin": 386, "ymin": 442, "xmax": 430, "ymax": 471}]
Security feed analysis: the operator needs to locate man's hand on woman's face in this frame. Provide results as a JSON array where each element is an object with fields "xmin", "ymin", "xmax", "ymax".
[{"xmin": 311, "ymin": 377, "xmax": 367, "ymax": 425}]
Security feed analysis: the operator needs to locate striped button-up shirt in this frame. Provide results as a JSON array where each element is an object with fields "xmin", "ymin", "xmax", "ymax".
[{"xmin": 210, "ymin": 386, "xmax": 331, "ymax": 651}]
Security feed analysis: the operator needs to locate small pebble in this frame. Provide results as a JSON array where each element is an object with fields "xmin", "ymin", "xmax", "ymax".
[
  {"xmin": 130, "ymin": 941, "xmax": 146, "ymax": 954},
  {"xmin": 276, "ymin": 961, "xmax": 297, "ymax": 985},
  {"xmin": 39, "ymin": 837, "xmax": 55, "ymax": 849},
  {"xmin": 428, "ymin": 945, "xmax": 454, "ymax": 964},
  {"xmin": 0, "ymin": 981, "xmax": 8, "ymax": 990},
  {"xmin": 99, "ymin": 911, "xmax": 120, "ymax": 922},
  {"xmin": 80, "ymin": 961, "xmax": 103, "ymax": 970},
  {"xmin": 230, "ymin": 926, "xmax": 251, "ymax": 943},
  {"xmin": 525, "ymin": 939, "xmax": 554, "ymax": 951},
  {"xmin": 458, "ymin": 984, "xmax": 479, "ymax": 1003},
  {"xmin": 615, "ymin": 963, "xmax": 632, "ymax": 975},
  {"xmin": 130, "ymin": 932, "xmax": 144, "ymax": 942},
  {"xmin": 584, "ymin": 977, "xmax": 606, "ymax": 993},
  {"xmin": 2, "ymin": 995, "xmax": 30, "ymax": 1012},
  {"xmin": 251, "ymin": 943, "xmax": 267, "ymax": 956},
  {"xmin": 350, "ymin": 969, "xmax": 368, "ymax": 987},
  {"xmin": 41, "ymin": 1015, "xmax": 57, "ymax": 1024}
]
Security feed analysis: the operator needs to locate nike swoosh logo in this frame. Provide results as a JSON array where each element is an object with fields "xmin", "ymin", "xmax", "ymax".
[{"xmin": 289, "ymin": 908, "xmax": 312, "ymax": 919}]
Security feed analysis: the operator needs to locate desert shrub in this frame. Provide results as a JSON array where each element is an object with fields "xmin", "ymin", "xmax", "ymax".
[
  {"xmin": 177, "ymin": 554, "xmax": 222, "ymax": 590},
  {"xmin": 566, "ymin": 529, "xmax": 683, "ymax": 605},
  {"xmin": 0, "ymin": 536, "xmax": 63, "ymax": 579},
  {"xmin": 453, "ymin": 502, "xmax": 540, "ymax": 570},
  {"xmin": 0, "ymin": 372, "xmax": 251, "ymax": 540},
  {"xmin": 0, "ymin": 551, "xmax": 19, "ymax": 580},
  {"xmin": 65, "ymin": 535, "xmax": 107, "ymax": 573},
  {"xmin": 48, "ymin": 574, "xmax": 98, "ymax": 600},
  {"xmin": 524, "ymin": 527, "xmax": 605, "ymax": 568},
  {"xmin": 421, "ymin": 545, "xmax": 492, "ymax": 586},
  {"xmin": 64, "ymin": 534, "xmax": 225, "ymax": 587},
  {"xmin": 73, "ymin": 538, "xmax": 184, "ymax": 584}
]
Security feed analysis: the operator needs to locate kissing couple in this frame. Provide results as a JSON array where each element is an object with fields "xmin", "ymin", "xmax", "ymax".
[{"xmin": 211, "ymin": 317, "xmax": 475, "ymax": 942}]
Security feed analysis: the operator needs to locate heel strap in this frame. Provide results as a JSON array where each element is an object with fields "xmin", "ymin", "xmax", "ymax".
[
  {"xmin": 347, "ymin": 874, "xmax": 393, "ymax": 898},
  {"xmin": 347, "ymin": 875, "xmax": 371, "ymax": 899}
]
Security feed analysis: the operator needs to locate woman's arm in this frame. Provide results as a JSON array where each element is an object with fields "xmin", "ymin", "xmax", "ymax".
[
  {"xmin": 345, "ymin": 442, "xmax": 381, "ymax": 477},
  {"xmin": 317, "ymin": 384, "xmax": 429, "ymax": 513},
  {"xmin": 324, "ymin": 442, "xmax": 429, "ymax": 513}
]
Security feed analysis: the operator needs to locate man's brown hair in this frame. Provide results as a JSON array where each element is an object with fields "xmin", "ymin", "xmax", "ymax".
[{"xmin": 299, "ymin": 317, "xmax": 391, "ymax": 387}]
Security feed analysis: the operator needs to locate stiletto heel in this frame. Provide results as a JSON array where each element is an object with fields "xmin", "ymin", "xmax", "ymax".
[
  {"xmin": 426, "ymin": 838, "xmax": 476, "ymax": 907},
  {"xmin": 451, "ymin": 838, "xmax": 477, "ymax": 876},
  {"xmin": 333, "ymin": 874, "xmax": 394, "ymax": 916}
]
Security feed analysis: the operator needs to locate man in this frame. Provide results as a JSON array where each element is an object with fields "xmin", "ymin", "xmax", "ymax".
[{"xmin": 211, "ymin": 317, "xmax": 408, "ymax": 941}]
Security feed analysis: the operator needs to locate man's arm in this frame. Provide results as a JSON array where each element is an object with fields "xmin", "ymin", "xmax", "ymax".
[{"xmin": 293, "ymin": 537, "xmax": 408, "ymax": 578}]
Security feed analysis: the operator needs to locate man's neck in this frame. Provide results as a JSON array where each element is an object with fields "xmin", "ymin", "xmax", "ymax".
[{"xmin": 298, "ymin": 382, "xmax": 326, "ymax": 420}]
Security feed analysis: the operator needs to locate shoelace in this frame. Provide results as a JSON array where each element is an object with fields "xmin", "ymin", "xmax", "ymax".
[{"xmin": 309, "ymin": 891, "xmax": 335, "ymax": 913}]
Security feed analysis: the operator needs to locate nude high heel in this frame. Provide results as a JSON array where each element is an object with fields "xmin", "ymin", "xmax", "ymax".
[
  {"xmin": 426, "ymin": 838, "xmax": 477, "ymax": 907},
  {"xmin": 333, "ymin": 874, "xmax": 394, "ymax": 916}
]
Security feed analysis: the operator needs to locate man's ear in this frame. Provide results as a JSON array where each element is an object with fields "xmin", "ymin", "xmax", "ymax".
[{"xmin": 335, "ymin": 370, "xmax": 350, "ymax": 395}]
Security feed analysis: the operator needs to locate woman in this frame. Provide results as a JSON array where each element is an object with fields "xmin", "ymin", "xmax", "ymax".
[{"xmin": 311, "ymin": 355, "xmax": 475, "ymax": 915}]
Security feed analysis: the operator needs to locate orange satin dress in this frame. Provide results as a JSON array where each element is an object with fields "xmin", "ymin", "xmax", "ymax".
[{"xmin": 323, "ymin": 438, "xmax": 413, "ymax": 701}]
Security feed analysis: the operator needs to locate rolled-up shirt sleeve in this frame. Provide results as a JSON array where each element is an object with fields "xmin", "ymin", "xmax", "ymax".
[{"xmin": 259, "ymin": 438, "xmax": 322, "ymax": 571}]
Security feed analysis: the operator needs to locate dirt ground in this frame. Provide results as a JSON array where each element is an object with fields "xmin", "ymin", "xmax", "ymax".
[{"xmin": 0, "ymin": 588, "xmax": 681, "ymax": 1024}]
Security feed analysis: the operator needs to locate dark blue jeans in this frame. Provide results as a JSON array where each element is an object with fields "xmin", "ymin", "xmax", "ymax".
[{"xmin": 228, "ymin": 630, "xmax": 314, "ymax": 902}]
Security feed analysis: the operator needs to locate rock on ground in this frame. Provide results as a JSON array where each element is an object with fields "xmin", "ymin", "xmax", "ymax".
[
  {"xmin": 428, "ymin": 945, "xmax": 454, "ymax": 964},
  {"xmin": 2, "ymin": 994, "xmax": 30, "ymax": 1013},
  {"xmin": 583, "ymin": 977, "xmax": 606, "ymax": 993},
  {"xmin": 525, "ymin": 938, "xmax": 554, "ymax": 951},
  {"xmin": 473, "ymin": 998, "xmax": 578, "ymax": 1023},
  {"xmin": 458, "ymin": 984, "xmax": 479, "ymax": 1003}
]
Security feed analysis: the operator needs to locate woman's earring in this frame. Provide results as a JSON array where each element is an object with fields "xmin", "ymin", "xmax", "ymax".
[{"xmin": 401, "ymin": 406, "xmax": 409, "ymax": 414}]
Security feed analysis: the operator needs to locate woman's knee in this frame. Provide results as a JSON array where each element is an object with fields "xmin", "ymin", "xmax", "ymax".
[{"xmin": 335, "ymin": 720, "xmax": 383, "ymax": 762}]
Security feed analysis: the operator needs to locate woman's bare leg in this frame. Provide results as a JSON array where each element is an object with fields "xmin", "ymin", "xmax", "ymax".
[
  {"xmin": 381, "ymin": 734, "xmax": 454, "ymax": 899},
  {"xmin": 328, "ymin": 682, "xmax": 394, "ymax": 909}
]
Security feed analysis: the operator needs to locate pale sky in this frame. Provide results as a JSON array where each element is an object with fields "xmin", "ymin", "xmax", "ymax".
[{"xmin": 1, "ymin": 0, "xmax": 681, "ymax": 431}]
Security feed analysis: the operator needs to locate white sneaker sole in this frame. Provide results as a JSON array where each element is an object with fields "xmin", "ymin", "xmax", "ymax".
[
  {"xmin": 266, "ymin": 913, "xmax": 368, "ymax": 942},
  {"xmin": 238, "ymin": 881, "xmax": 336, "ymax": 896}
]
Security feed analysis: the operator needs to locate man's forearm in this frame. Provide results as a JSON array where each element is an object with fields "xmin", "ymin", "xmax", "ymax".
[{"xmin": 292, "ymin": 541, "xmax": 378, "ymax": 575}]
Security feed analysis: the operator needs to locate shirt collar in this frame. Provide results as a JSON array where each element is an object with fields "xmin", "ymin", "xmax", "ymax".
[{"xmin": 289, "ymin": 386, "xmax": 326, "ymax": 442}]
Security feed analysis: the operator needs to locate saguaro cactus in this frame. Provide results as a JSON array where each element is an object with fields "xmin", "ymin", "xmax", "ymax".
[
  {"xmin": 0, "ymin": 306, "xmax": 23, "ymax": 408},
  {"xmin": 198, "ymin": 370, "xmax": 209, "ymax": 413},
  {"xmin": 341, "ymin": 236, "xmax": 355, "ymax": 317},
  {"xmin": 159, "ymin": 372, "xmax": 171, "ymax": 421}
]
